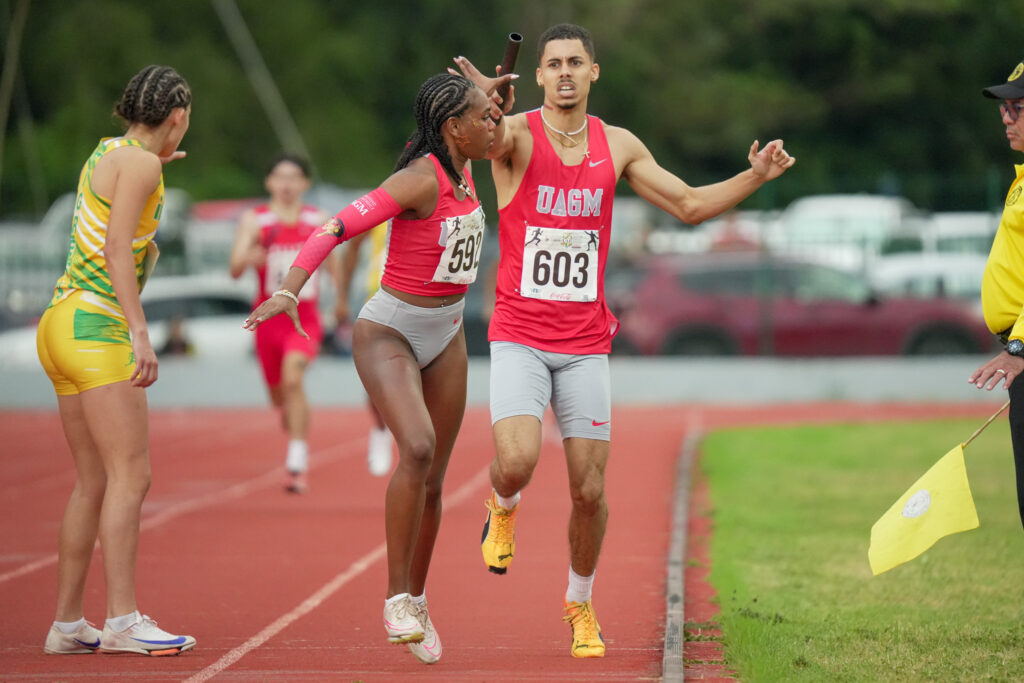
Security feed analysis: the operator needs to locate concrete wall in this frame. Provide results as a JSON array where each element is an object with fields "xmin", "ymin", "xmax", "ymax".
[{"xmin": 0, "ymin": 356, "xmax": 1001, "ymax": 410}]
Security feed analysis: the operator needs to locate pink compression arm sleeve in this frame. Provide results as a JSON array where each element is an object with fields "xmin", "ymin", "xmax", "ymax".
[{"xmin": 291, "ymin": 188, "xmax": 401, "ymax": 274}]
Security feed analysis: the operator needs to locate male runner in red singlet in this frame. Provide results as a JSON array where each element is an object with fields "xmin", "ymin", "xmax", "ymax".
[
  {"xmin": 229, "ymin": 154, "xmax": 341, "ymax": 493},
  {"xmin": 454, "ymin": 23, "xmax": 795, "ymax": 658}
]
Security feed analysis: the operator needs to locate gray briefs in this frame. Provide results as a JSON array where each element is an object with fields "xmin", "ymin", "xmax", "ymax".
[
  {"xmin": 357, "ymin": 288, "xmax": 465, "ymax": 368},
  {"xmin": 489, "ymin": 340, "xmax": 611, "ymax": 441}
]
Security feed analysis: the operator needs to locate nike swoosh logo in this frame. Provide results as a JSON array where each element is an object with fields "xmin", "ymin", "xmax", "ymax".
[
  {"xmin": 498, "ymin": 553, "xmax": 513, "ymax": 561},
  {"xmin": 132, "ymin": 635, "xmax": 188, "ymax": 645},
  {"xmin": 588, "ymin": 159, "xmax": 607, "ymax": 167},
  {"xmin": 453, "ymin": 318, "xmax": 460, "ymax": 325},
  {"xmin": 75, "ymin": 638, "xmax": 101, "ymax": 648},
  {"xmin": 591, "ymin": 420, "xmax": 610, "ymax": 427}
]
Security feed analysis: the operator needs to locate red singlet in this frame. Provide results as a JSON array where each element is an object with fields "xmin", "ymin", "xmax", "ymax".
[
  {"xmin": 489, "ymin": 109, "xmax": 618, "ymax": 354},
  {"xmin": 380, "ymin": 154, "xmax": 486, "ymax": 297},
  {"xmin": 253, "ymin": 205, "xmax": 325, "ymax": 386},
  {"xmin": 255, "ymin": 204, "xmax": 324, "ymax": 312}
]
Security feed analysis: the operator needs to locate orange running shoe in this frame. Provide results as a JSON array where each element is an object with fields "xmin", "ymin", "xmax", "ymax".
[
  {"xmin": 480, "ymin": 491, "xmax": 517, "ymax": 574},
  {"xmin": 563, "ymin": 600, "xmax": 605, "ymax": 658}
]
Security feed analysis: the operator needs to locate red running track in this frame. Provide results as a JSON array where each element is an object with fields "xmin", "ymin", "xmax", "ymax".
[
  {"xmin": 0, "ymin": 405, "xmax": 687, "ymax": 681},
  {"xmin": 0, "ymin": 402, "xmax": 1003, "ymax": 681}
]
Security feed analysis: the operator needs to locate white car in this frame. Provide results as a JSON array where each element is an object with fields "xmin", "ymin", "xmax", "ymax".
[
  {"xmin": 868, "ymin": 252, "xmax": 988, "ymax": 302},
  {"xmin": 0, "ymin": 273, "xmax": 256, "ymax": 369},
  {"xmin": 765, "ymin": 194, "xmax": 929, "ymax": 272}
]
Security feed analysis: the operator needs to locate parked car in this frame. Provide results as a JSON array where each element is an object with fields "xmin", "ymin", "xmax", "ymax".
[
  {"xmin": 868, "ymin": 252, "xmax": 988, "ymax": 302},
  {"xmin": 921, "ymin": 211, "xmax": 998, "ymax": 255},
  {"xmin": 765, "ymin": 194, "xmax": 928, "ymax": 272},
  {"xmin": 0, "ymin": 189, "xmax": 192, "ymax": 328},
  {"xmin": 612, "ymin": 252, "xmax": 996, "ymax": 356},
  {"xmin": 0, "ymin": 274, "xmax": 255, "ymax": 368}
]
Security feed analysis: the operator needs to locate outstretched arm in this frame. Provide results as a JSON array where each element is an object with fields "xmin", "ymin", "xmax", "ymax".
[
  {"xmin": 244, "ymin": 162, "xmax": 439, "ymax": 333},
  {"xmin": 618, "ymin": 129, "xmax": 795, "ymax": 226}
]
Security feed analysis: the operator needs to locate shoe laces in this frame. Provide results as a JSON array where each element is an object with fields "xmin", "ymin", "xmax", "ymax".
[
  {"xmin": 411, "ymin": 601, "xmax": 430, "ymax": 628},
  {"xmin": 132, "ymin": 614, "xmax": 158, "ymax": 632},
  {"xmin": 391, "ymin": 597, "xmax": 415, "ymax": 621},
  {"xmin": 563, "ymin": 602, "xmax": 599, "ymax": 640},
  {"xmin": 487, "ymin": 499, "xmax": 515, "ymax": 540}
]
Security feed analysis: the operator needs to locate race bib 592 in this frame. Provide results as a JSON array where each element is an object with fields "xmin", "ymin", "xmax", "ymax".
[{"xmin": 431, "ymin": 206, "xmax": 486, "ymax": 285}]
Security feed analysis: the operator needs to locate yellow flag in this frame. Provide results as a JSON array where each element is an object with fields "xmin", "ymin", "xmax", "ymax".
[{"xmin": 868, "ymin": 444, "xmax": 979, "ymax": 576}]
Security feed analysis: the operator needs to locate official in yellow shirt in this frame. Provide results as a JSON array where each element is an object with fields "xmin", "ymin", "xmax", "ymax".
[{"xmin": 971, "ymin": 57, "xmax": 1024, "ymax": 530}]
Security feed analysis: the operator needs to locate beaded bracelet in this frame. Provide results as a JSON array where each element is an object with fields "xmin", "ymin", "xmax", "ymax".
[{"xmin": 272, "ymin": 289, "xmax": 300, "ymax": 305}]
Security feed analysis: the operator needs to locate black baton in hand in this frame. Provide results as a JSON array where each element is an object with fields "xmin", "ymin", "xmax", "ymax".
[{"xmin": 497, "ymin": 32, "xmax": 522, "ymax": 101}]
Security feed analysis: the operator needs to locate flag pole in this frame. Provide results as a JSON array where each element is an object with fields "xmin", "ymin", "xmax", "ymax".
[{"xmin": 963, "ymin": 400, "xmax": 1011, "ymax": 449}]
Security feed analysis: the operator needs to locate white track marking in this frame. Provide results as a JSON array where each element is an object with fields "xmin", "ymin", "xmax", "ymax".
[
  {"xmin": 184, "ymin": 466, "xmax": 491, "ymax": 682},
  {"xmin": 0, "ymin": 437, "xmax": 362, "ymax": 586}
]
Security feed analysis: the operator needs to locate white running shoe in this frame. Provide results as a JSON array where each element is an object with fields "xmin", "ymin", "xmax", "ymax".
[
  {"xmin": 407, "ymin": 600, "xmax": 442, "ymax": 664},
  {"xmin": 383, "ymin": 596, "xmax": 424, "ymax": 644},
  {"xmin": 367, "ymin": 427, "xmax": 394, "ymax": 477},
  {"xmin": 284, "ymin": 470, "xmax": 308, "ymax": 494},
  {"xmin": 99, "ymin": 612, "xmax": 195, "ymax": 656},
  {"xmin": 43, "ymin": 621, "xmax": 101, "ymax": 654}
]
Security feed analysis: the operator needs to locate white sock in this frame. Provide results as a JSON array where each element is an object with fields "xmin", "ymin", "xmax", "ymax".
[
  {"xmin": 409, "ymin": 593, "xmax": 426, "ymax": 605},
  {"xmin": 54, "ymin": 617, "xmax": 86, "ymax": 634},
  {"xmin": 386, "ymin": 592, "xmax": 410, "ymax": 605},
  {"xmin": 495, "ymin": 490, "xmax": 520, "ymax": 509},
  {"xmin": 286, "ymin": 439, "xmax": 308, "ymax": 473},
  {"xmin": 105, "ymin": 610, "xmax": 140, "ymax": 633},
  {"xmin": 566, "ymin": 566, "xmax": 595, "ymax": 604}
]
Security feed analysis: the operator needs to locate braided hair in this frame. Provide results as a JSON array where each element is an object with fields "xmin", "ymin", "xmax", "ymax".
[
  {"xmin": 394, "ymin": 73, "xmax": 475, "ymax": 189},
  {"xmin": 114, "ymin": 65, "xmax": 192, "ymax": 128}
]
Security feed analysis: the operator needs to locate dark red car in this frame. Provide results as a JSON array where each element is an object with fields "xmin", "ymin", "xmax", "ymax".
[{"xmin": 609, "ymin": 252, "xmax": 996, "ymax": 356}]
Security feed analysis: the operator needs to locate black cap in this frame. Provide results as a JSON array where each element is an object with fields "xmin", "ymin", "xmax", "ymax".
[{"xmin": 983, "ymin": 60, "xmax": 1024, "ymax": 99}]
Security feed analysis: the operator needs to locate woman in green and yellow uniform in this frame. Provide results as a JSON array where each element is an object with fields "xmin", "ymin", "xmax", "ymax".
[{"xmin": 38, "ymin": 65, "xmax": 196, "ymax": 657}]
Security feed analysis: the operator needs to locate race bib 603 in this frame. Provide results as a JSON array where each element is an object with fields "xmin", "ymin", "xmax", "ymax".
[{"xmin": 519, "ymin": 225, "xmax": 599, "ymax": 302}]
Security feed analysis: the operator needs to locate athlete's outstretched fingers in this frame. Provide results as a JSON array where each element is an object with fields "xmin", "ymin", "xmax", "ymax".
[
  {"xmin": 244, "ymin": 296, "xmax": 290, "ymax": 331},
  {"xmin": 286, "ymin": 307, "xmax": 309, "ymax": 340}
]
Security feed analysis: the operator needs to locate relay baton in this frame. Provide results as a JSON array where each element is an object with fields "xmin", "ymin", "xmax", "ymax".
[{"xmin": 496, "ymin": 32, "xmax": 523, "ymax": 100}]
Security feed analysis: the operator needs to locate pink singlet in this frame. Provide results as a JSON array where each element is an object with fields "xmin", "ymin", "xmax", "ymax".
[
  {"xmin": 253, "ymin": 204, "xmax": 324, "ymax": 386},
  {"xmin": 488, "ymin": 109, "xmax": 618, "ymax": 354},
  {"xmin": 380, "ymin": 153, "xmax": 486, "ymax": 297}
]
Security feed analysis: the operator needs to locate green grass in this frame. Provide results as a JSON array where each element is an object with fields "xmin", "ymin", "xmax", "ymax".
[{"xmin": 702, "ymin": 418, "xmax": 1024, "ymax": 682}]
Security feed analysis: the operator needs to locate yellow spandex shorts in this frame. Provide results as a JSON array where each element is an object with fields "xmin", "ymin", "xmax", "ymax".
[{"xmin": 36, "ymin": 289, "xmax": 135, "ymax": 396}]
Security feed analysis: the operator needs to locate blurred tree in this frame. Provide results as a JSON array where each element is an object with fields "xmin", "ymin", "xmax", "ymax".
[{"xmin": 1, "ymin": 0, "xmax": 1022, "ymax": 219}]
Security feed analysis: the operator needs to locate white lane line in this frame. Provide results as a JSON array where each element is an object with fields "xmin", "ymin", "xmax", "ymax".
[
  {"xmin": 0, "ymin": 437, "xmax": 361, "ymax": 586},
  {"xmin": 183, "ymin": 543, "xmax": 388, "ymax": 683},
  {"xmin": 184, "ymin": 465, "xmax": 491, "ymax": 682}
]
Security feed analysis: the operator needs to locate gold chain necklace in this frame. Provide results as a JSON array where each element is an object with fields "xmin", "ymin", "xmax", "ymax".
[{"xmin": 540, "ymin": 109, "xmax": 588, "ymax": 148}]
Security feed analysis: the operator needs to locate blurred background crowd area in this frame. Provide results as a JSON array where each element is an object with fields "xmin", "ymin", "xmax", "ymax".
[{"xmin": 0, "ymin": 0, "xmax": 1021, "ymax": 360}]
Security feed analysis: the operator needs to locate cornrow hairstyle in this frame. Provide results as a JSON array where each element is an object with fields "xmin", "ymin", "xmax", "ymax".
[
  {"xmin": 266, "ymin": 152, "xmax": 311, "ymax": 179},
  {"xmin": 114, "ymin": 65, "xmax": 192, "ymax": 128},
  {"xmin": 537, "ymin": 23, "xmax": 596, "ymax": 62},
  {"xmin": 394, "ymin": 73, "xmax": 475, "ymax": 190}
]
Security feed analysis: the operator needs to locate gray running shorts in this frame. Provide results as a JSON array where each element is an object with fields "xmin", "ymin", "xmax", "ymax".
[
  {"xmin": 357, "ymin": 288, "xmax": 465, "ymax": 368},
  {"xmin": 489, "ymin": 341, "xmax": 611, "ymax": 441}
]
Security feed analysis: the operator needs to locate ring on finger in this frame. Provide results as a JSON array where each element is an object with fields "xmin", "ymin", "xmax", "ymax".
[{"xmin": 996, "ymin": 368, "xmax": 1007, "ymax": 374}]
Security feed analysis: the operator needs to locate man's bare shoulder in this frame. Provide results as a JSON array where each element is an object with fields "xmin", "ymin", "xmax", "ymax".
[
  {"xmin": 600, "ymin": 121, "xmax": 648, "ymax": 164},
  {"xmin": 599, "ymin": 120, "xmax": 641, "ymax": 145}
]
